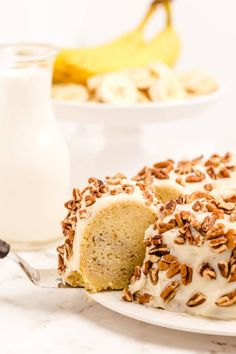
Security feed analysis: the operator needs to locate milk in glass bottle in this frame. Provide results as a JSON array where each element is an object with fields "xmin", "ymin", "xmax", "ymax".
[{"xmin": 0, "ymin": 44, "xmax": 70, "ymax": 249}]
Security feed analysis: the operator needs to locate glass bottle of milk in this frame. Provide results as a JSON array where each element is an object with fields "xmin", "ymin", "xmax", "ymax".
[{"xmin": 0, "ymin": 44, "xmax": 70, "ymax": 249}]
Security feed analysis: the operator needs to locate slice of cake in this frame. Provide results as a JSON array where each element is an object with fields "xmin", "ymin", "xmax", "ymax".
[
  {"xmin": 133, "ymin": 152, "xmax": 236, "ymax": 203},
  {"xmin": 57, "ymin": 174, "xmax": 158, "ymax": 292},
  {"xmin": 125, "ymin": 192, "xmax": 236, "ymax": 319}
]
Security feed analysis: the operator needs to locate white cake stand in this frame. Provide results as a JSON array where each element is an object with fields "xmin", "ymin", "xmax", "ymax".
[{"xmin": 54, "ymin": 89, "xmax": 223, "ymax": 187}]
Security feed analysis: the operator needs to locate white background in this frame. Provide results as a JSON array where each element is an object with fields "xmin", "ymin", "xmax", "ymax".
[{"xmin": 0, "ymin": 0, "xmax": 235, "ymax": 170}]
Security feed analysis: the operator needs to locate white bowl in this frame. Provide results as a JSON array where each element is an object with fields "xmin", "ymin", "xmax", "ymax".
[{"xmin": 53, "ymin": 88, "xmax": 224, "ymax": 124}]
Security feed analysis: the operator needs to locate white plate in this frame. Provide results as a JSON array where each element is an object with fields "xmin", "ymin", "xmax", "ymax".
[
  {"xmin": 88, "ymin": 290, "xmax": 236, "ymax": 336},
  {"xmin": 54, "ymin": 89, "xmax": 223, "ymax": 124}
]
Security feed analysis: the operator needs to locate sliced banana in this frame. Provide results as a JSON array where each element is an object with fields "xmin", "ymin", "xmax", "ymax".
[
  {"xmin": 87, "ymin": 74, "xmax": 103, "ymax": 92},
  {"xmin": 179, "ymin": 68, "xmax": 219, "ymax": 95},
  {"xmin": 137, "ymin": 90, "xmax": 151, "ymax": 103},
  {"xmin": 120, "ymin": 67, "xmax": 156, "ymax": 90},
  {"xmin": 96, "ymin": 73, "xmax": 138, "ymax": 103},
  {"xmin": 52, "ymin": 83, "xmax": 89, "ymax": 102},
  {"xmin": 149, "ymin": 75, "xmax": 186, "ymax": 102},
  {"xmin": 148, "ymin": 61, "xmax": 173, "ymax": 80}
]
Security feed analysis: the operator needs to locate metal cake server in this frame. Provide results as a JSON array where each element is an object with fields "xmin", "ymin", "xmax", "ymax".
[{"xmin": 0, "ymin": 239, "xmax": 67, "ymax": 288}]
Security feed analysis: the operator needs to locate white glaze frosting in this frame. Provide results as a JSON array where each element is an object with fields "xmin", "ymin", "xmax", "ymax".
[{"xmin": 129, "ymin": 198, "xmax": 236, "ymax": 319}]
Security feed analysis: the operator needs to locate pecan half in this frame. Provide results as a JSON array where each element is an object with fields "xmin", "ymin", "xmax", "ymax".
[
  {"xmin": 137, "ymin": 293, "xmax": 152, "ymax": 304},
  {"xmin": 166, "ymin": 261, "xmax": 180, "ymax": 278},
  {"xmin": 204, "ymin": 183, "xmax": 213, "ymax": 192},
  {"xmin": 160, "ymin": 281, "xmax": 180, "ymax": 303},
  {"xmin": 228, "ymin": 264, "xmax": 236, "ymax": 283},
  {"xmin": 226, "ymin": 229, "xmax": 236, "ymax": 249},
  {"xmin": 230, "ymin": 209, "xmax": 236, "ymax": 222},
  {"xmin": 122, "ymin": 288, "xmax": 133, "ymax": 302},
  {"xmin": 199, "ymin": 263, "xmax": 216, "ymax": 280},
  {"xmin": 175, "ymin": 160, "xmax": 193, "ymax": 175},
  {"xmin": 186, "ymin": 292, "xmax": 206, "ymax": 307},
  {"xmin": 201, "ymin": 215, "xmax": 216, "ymax": 233},
  {"xmin": 218, "ymin": 261, "xmax": 229, "ymax": 278},
  {"xmin": 185, "ymin": 170, "xmax": 205, "ymax": 183},
  {"xmin": 165, "ymin": 200, "xmax": 177, "ymax": 214},
  {"xmin": 148, "ymin": 244, "xmax": 170, "ymax": 257},
  {"xmin": 174, "ymin": 235, "xmax": 186, "ymax": 245},
  {"xmin": 158, "ymin": 219, "xmax": 177, "ymax": 233},
  {"xmin": 158, "ymin": 254, "xmax": 177, "ymax": 271},
  {"xmin": 215, "ymin": 290, "xmax": 236, "ymax": 307},
  {"xmin": 143, "ymin": 260, "xmax": 153, "ymax": 275},
  {"xmin": 180, "ymin": 263, "xmax": 193, "ymax": 285},
  {"xmin": 149, "ymin": 269, "xmax": 159, "ymax": 285},
  {"xmin": 206, "ymin": 223, "xmax": 225, "ymax": 240}
]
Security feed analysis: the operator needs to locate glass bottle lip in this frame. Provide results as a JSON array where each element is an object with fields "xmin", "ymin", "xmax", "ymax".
[{"xmin": 0, "ymin": 43, "xmax": 58, "ymax": 65}]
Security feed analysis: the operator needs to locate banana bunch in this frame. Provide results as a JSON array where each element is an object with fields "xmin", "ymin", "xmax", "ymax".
[{"xmin": 53, "ymin": 0, "xmax": 181, "ymax": 84}]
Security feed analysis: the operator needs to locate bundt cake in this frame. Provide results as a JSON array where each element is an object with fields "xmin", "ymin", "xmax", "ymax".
[
  {"xmin": 57, "ymin": 174, "xmax": 157, "ymax": 291},
  {"xmin": 133, "ymin": 152, "xmax": 236, "ymax": 203},
  {"xmin": 124, "ymin": 192, "xmax": 236, "ymax": 319}
]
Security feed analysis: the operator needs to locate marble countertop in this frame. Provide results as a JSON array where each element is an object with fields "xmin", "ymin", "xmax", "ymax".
[{"xmin": 1, "ymin": 248, "xmax": 236, "ymax": 354}]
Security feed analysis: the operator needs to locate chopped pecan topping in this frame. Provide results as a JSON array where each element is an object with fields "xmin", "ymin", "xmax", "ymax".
[
  {"xmin": 212, "ymin": 208, "xmax": 224, "ymax": 219},
  {"xmin": 109, "ymin": 187, "xmax": 122, "ymax": 195},
  {"xmin": 226, "ymin": 229, "xmax": 236, "ymax": 249},
  {"xmin": 143, "ymin": 260, "xmax": 152, "ymax": 275},
  {"xmin": 230, "ymin": 208, "xmax": 236, "ymax": 222},
  {"xmin": 206, "ymin": 166, "xmax": 217, "ymax": 180},
  {"xmin": 166, "ymin": 261, "xmax": 180, "ymax": 278},
  {"xmin": 148, "ymin": 244, "xmax": 170, "ymax": 257},
  {"xmin": 158, "ymin": 219, "xmax": 177, "ymax": 233},
  {"xmin": 176, "ymin": 195, "xmax": 186, "ymax": 205},
  {"xmin": 180, "ymin": 263, "xmax": 193, "ymax": 285},
  {"xmin": 179, "ymin": 223, "xmax": 194, "ymax": 245},
  {"xmin": 137, "ymin": 293, "xmax": 152, "ymax": 304},
  {"xmin": 160, "ymin": 281, "xmax": 180, "ymax": 303},
  {"xmin": 151, "ymin": 167, "xmax": 169, "ymax": 180},
  {"xmin": 218, "ymin": 167, "xmax": 230, "ymax": 178},
  {"xmin": 175, "ymin": 160, "xmax": 193, "ymax": 175},
  {"xmin": 218, "ymin": 261, "xmax": 229, "ymax": 278},
  {"xmin": 57, "ymin": 245, "xmax": 64, "ymax": 255},
  {"xmin": 215, "ymin": 289, "xmax": 236, "ymax": 307},
  {"xmin": 206, "ymin": 223, "xmax": 225, "ymax": 239},
  {"xmin": 79, "ymin": 209, "xmax": 87, "ymax": 219},
  {"xmin": 72, "ymin": 188, "xmax": 81, "ymax": 201},
  {"xmin": 132, "ymin": 266, "xmax": 141, "ymax": 281},
  {"xmin": 149, "ymin": 268, "xmax": 159, "ymax": 285},
  {"xmin": 204, "ymin": 183, "xmax": 213, "ymax": 191},
  {"xmin": 186, "ymin": 292, "xmax": 206, "ymax": 307},
  {"xmin": 206, "ymin": 202, "xmax": 217, "ymax": 212},
  {"xmin": 58, "ymin": 254, "xmax": 65, "ymax": 273},
  {"xmin": 218, "ymin": 201, "xmax": 235, "ymax": 214},
  {"xmin": 85, "ymin": 194, "xmax": 96, "ymax": 206},
  {"xmin": 205, "ymin": 154, "xmax": 220, "ymax": 167},
  {"xmin": 228, "ymin": 263, "xmax": 236, "ymax": 283},
  {"xmin": 175, "ymin": 213, "xmax": 184, "ymax": 228},
  {"xmin": 192, "ymin": 200, "xmax": 207, "ymax": 212},
  {"xmin": 165, "ymin": 200, "xmax": 177, "ymax": 214},
  {"xmin": 122, "ymin": 288, "xmax": 133, "ymax": 302},
  {"xmin": 225, "ymin": 195, "xmax": 236, "ymax": 204},
  {"xmin": 144, "ymin": 234, "xmax": 163, "ymax": 247},
  {"xmin": 122, "ymin": 184, "xmax": 135, "ymax": 194},
  {"xmin": 153, "ymin": 160, "xmax": 174, "ymax": 172},
  {"xmin": 149, "ymin": 255, "xmax": 160, "ymax": 263},
  {"xmin": 185, "ymin": 170, "xmax": 205, "ymax": 183},
  {"xmin": 199, "ymin": 262, "xmax": 216, "ymax": 280},
  {"xmin": 174, "ymin": 235, "xmax": 186, "ymax": 245},
  {"xmin": 158, "ymin": 254, "xmax": 177, "ymax": 271},
  {"xmin": 176, "ymin": 177, "xmax": 185, "ymax": 187},
  {"xmin": 201, "ymin": 215, "xmax": 216, "ymax": 233}
]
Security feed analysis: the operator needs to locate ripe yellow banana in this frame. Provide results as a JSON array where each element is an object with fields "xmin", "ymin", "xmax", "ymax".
[{"xmin": 53, "ymin": 0, "xmax": 181, "ymax": 84}]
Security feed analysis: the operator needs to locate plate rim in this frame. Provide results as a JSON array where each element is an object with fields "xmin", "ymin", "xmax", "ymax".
[{"xmin": 87, "ymin": 290, "xmax": 236, "ymax": 336}]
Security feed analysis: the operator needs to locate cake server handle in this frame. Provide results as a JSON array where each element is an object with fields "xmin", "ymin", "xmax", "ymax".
[
  {"xmin": 0, "ymin": 239, "xmax": 71, "ymax": 288},
  {"xmin": 0, "ymin": 238, "xmax": 40, "ymax": 284}
]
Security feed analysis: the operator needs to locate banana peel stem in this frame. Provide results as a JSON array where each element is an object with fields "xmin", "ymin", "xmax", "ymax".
[{"xmin": 136, "ymin": 0, "xmax": 172, "ymax": 33}]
